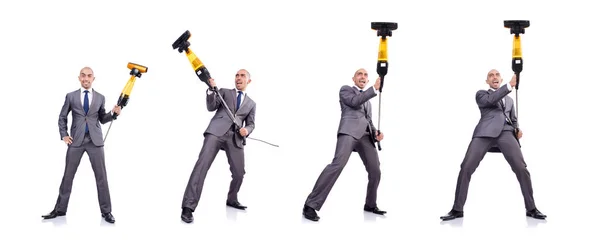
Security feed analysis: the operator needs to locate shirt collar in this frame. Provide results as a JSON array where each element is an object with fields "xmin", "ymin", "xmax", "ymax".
[
  {"xmin": 489, "ymin": 84, "xmax": 509, "ymax": 91},
  {"xmin": 353, "ymin": 85, "xmax": 365, "ymax": 92},
  {"xmin": 80, "ymin": 88, "xmax": 93, "ymax": 93}
]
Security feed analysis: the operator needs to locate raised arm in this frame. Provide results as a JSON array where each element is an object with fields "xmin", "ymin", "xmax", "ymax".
[
  {"xmin": 206, "ymin": 88, "xmax": 222, "ymax": 112},
  {"xmin": 476, "ymin": 84, "xmax": 512, "ymax": 108},
  {"xmin": 206, "ymin": 79, "xmax": 222, "ymax": 112},
  {"xmin": 339, "ymin": 85, "xmax": 377, "ymax": 108}
]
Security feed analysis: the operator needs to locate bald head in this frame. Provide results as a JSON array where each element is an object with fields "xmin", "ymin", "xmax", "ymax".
[
  {"xmin": 79, "ymin": 67, "xmax": 95, "ymax": 90},
  {"xmin": 354, "ymin": 68, "xmax": 367, "ymax": 76},
  {"xmin": 80, "ymin": 67, "xmax": 94, "ymax": 75},
  {"xmin": 486, "ymin": 69, "xmax": 499, "ymax": 77},
  {"xmin": 237, "ymin": 69, "xmax": 250, "ymax": 79}
]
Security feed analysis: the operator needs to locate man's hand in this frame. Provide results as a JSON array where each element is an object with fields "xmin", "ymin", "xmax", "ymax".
[
  {"xmin": 509, "ymin": 74, "xmax": 517, "ymax": 88},
  {"xmin": 376, "ymin": 131, "xmax": 384, "ymax": 141},
  {"xmin": 209, "ymin": 78, "xmax": 216, "ymax": 89},
  {"xmin": 112, "ymin": 105, "xmax": 121, "ymax": 115},
  {"xmin": 374, "ymin": 77, "xmax": 381, "ymax": 91},
  {"xmin": 239, "ymin": 127, "xmax": 248, "ymax": 137},
  {"xmin": 63, "ymin": 136, "xmax": 73, "ymax": 145},
  {"xmin": 516, "ymin": 129, "xmax": 523, "ymax": 139}
]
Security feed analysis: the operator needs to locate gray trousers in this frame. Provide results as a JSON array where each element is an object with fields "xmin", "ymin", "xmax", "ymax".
[
  {"xmin": 54, "ymin": 134, "xmax": 112, "ymax": 214},
  {"xmin": 182, "ymin": 131, "xmax": 245, "ymax": 211},
  {"xmin": 305, "ymin": 133, "xmax": 381, "ymax": 210},
  {"xmin": 452, "ymin": 130, "xmax": 536, "ymax": 211}
]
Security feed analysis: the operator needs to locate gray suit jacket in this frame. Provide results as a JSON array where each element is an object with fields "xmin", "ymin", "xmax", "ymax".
[
  {"xmin": 204, "ymin": 88, "xmax": 256, "ymax": 149},
  {"xmin": 472, "ymin": 84, "xmax": 519, "ymax": 138},
  {"xmin": 337, "ymin": 85, "xmax": 377, "ymax": 144},
  {"xmin": 59, "ymin": 89, "xmax": 113, "ymax": 147}
]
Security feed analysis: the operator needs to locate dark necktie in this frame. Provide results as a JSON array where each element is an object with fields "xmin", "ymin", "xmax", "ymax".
[
  {"xmin": 236, "ymin": 91, "xmax": 243, "ymax": 111},
  {"xmin": 84, "ymin": 90, "xmax": 89, "ymax": 133}
]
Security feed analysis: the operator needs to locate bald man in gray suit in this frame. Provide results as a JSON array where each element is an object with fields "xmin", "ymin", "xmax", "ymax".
[
  {"xmin": 42, "ymin": 67, "xmax": 121, "ymax": 224},
  {"xmin": 303, "ymin": 68, "xmax": 385, "ymax": 221},
  {"xmin": 181, "ymin": 69, "xmax": 256, "ymax": 223},
  {"xmin": 440, "ymin": 69, "xmax": 546, "ymax": 221}
]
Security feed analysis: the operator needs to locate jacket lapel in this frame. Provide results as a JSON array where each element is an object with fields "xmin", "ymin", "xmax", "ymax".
[
  {"xmin": 488, "ymin": 89, "xmax": 504, "ymax": 110},
  {"xmin": 74, "ymin": 90, "xmax": 88, "ymax": 115},
  {"xmin": 230, "ymin": 89, "xmax": 251, "ymax": 114},
  {"xmin": 75, "ymin": 89, "xmax": 97, "ymax": 115},
  {"xmin": 91, "ymin": 90, "xmax": 100, "ymax": 114},
  {"xmin": 229, "ymin": 89, "xmax": 237, "ymax": 113},
  {"xmin": 238, "ymin": 93, "xmax": 249, "ymax": 113},
  {"xmin": 356, "ymin": 87, "xmax": 368, "ymax": 115},
  {"xmin": 75, "ymin": 90, "xmax": 83, "ymax": 113}
]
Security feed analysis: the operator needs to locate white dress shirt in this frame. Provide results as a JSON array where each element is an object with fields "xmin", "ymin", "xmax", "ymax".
[
  {"xmin": 80, "ymin": 87, "xmax": 113, "ymax": 115},
  {"xmin": 353, "ymin": 85, "xmax": 379, "ymax": 95}
]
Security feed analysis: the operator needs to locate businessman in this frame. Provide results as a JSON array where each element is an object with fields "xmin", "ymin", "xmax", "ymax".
[
  {"xmin": 181, "ymin": 69, "xmax": 256, "ymax": 223},
  {"xmin": 42, "ymin": 67, "xmax": 121, "ymax": 224},
  {"xmin": 440, "ymin": 69, "xmax": 546, "ymax": 221},
  {"xmin": 302, "ymin": 68, "xmax": 385, "ymax": 221}
]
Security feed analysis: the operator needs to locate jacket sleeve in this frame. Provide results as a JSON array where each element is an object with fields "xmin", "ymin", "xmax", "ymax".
[
  {"xmin": 206, "ymin": 88, "xmax": 222, "ymax": 112},
  {"xmin": 340, "ymin": 85, "xmax": 377, "ymax": 108},
  {"xmin": 476, "ymin": 84, "xmax": 511, "ymax": 108},
  {"xmin": 58, "ymin": 93, "xmax": 71, "ymax": 139}
]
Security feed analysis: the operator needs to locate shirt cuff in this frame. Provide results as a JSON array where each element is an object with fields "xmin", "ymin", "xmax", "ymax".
[{"xmin": 372, "ymin": 85, "xmax": 379, "ymax": 95}]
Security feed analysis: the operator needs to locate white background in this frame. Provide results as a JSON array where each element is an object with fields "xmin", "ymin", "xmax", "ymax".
[{"xmin": 1, "ymin": 0, "xmax": 599, "ymax": 247}]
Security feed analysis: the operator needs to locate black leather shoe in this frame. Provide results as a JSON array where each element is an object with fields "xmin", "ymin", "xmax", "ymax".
[
  {"xmin": 526, "ymin": 208, "xmax": 547, "ymax": 219},
  {"xmin": 440, "ymin": 209, "xmax": 463, "ymax": 221},
  {"xmin": 181, "ymin": 207, "xmax": 194, "ymax": 223},
  {"xmin": 226, "ymin": 201, "xmax": 247, "ymax": 210},
  {"xmin": 102, "ymin": 212, "xmax": 115, "ymax": 223},
  {"xmin": 41, "ymin": 210, "xmax": 66, "ymax": 219},
  {"xmin": 364, "ymin": 205, "xmax": 387, "ymax": 215},
  {"xmin": 303, "ymin": 205, "xmax": 319, "ymax": 221}
]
